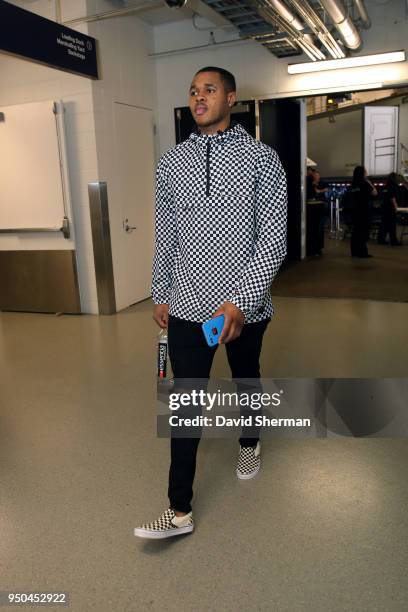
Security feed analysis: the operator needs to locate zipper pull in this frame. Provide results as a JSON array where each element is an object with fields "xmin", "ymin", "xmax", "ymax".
[{"xmin": 206, "ymin": 140, "xmax": 210, "ymax": 197}]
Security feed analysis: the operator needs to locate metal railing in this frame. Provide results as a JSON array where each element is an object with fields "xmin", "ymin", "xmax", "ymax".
[
  {"xmin": 374, "ymin": 136, "xmax": 395, "ymax": 174},
  {"xmin": 0, "ymin": 217, "xmax": 70, "ymax": 238}
]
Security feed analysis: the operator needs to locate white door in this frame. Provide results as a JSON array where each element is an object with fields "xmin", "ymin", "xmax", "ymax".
[
  {"xmin": 112, "ymin": 103, "xmax": 155, "ymax": 309},
  {"xmin": 364, "ymin": 106, "xmax": 399, "ymax": 176}
]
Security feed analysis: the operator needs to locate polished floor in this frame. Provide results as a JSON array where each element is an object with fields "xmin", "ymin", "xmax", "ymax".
[
  {"xmin": 1, "ymin": 296, "xmax": 408, "ymax": 611},
  {"xmin": 273, "ymin": 232, "xmax": 408, "ymax": 303}
]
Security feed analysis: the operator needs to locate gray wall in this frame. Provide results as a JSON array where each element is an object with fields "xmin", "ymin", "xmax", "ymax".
[
  {"xmin": 308, "ymin": 95, "xmax": 408, "ymax": 178},
  {"xmin": 307, "ymin": 109, "xmax": 363, "ymax": 177}
]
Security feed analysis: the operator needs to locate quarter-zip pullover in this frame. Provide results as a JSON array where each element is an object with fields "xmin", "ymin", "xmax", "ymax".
[{"xmin": 151, "ymin": 122, "xmax": 287, "ymax": 324}]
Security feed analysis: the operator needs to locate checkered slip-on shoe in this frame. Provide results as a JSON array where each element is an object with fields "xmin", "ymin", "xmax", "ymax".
[
  {"xmin": 134, "ymin": 508, "xmax": 194, "ymax": 539},
  {"xmin": 236, "ymin": 441, "xmax": 261, "ymax": 480}
]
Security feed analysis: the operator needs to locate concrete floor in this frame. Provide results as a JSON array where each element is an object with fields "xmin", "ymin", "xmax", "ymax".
[
  {"xmin": 1, "ymin": 296, "xmax": 408, "ymax": 611},
  {"xmin": 273, "ymin": 235, "xmax": 408, "ymax": 303}
]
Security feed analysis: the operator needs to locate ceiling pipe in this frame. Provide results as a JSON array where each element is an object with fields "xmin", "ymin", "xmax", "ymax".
[
  {"xmin": 314, "ymin": 25, "xmax": 346, "ymax": 58},
  {"xmin": 286, "ymin": 0, "xmax": 346, "ymax": 58},
  {"xmin": 265, "ymin": 0, "xmax": 304, "ymax": 31},
  {"xmin": 319, "ymin": 0, "xmax": 362, "ymax": 49},
  {"xmin": 303, "ymin": 32, "xmax": 320, "ymax": 53},
  {"xmin": 296, "ymin": 38, "xmax": 322, "ymax": 61},
  {"xmin": 303, "ymin": 33, "xmax": 314, "ymax": 46},
  {"xmin": 295, "ymin": 32, "xmax": 326, "ymax": 60},
  {"xmin": 354, "ymin": 0, "xmax": 371, "ymax": 28},
  {"xmin": 253, "ymin": 1, "xmax": 326, "ymax": 60}
]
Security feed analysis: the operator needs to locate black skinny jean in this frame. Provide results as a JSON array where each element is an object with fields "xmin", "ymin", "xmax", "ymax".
[
  {"xmin": 167, "ymin": 314, "xmax": 270, "ymax": 513},
  {"xmin": 378, "ymin": 210, "xmax": 398, "ymax": 245},
  {"xmin": 350, "ymin": 219, "xmax": 370, "ymax": 256}
]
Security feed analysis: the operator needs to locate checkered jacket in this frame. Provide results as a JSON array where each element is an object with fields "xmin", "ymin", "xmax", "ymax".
[{"xmin": 151, "ymin": 122, "xmax": 287, "ymax": 323}]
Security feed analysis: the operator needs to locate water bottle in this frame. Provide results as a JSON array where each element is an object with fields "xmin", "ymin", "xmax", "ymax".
[{"xmin": 157, "ymin": 328, "xmax": 168, "ymax": 379}]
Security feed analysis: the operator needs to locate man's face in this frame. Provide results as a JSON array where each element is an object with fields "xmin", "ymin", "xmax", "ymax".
[{"xmin": 189, "ymin": 71, "xmax": 236, "ymax": 129}]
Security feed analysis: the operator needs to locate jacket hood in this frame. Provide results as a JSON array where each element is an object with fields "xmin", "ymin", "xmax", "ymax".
[{"xmin": 188, "ymin": 121, "xmax": 248, "ymax": 145}]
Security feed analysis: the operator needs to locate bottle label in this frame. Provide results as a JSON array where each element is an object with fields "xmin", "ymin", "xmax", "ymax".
[{"xmin": 158, "ymin": 341, "xmax": 167, "ymax": 378}]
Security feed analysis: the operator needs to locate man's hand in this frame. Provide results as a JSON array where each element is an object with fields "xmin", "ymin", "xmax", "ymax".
[
  {"xmin": 212, "ymin": 301, "xmax": 245, "ymax": 344},
  {"xmin": 153, "ymin": 304, "xmax": 169, "ymax": 328}
]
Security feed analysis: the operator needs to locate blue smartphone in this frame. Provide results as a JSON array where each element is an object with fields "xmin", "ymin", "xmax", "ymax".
[{"xmin": 202, "ymin": 314, "xmax": 225, "ymax": 347}]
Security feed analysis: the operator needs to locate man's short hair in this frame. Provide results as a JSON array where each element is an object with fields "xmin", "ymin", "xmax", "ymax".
[{"xmin": 195, "ymin": 66, "xmax": 236, "ymax": 93}]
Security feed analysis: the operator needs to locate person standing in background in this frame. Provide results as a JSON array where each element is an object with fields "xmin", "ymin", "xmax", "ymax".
[
  {"xmin": 306, "ymin": 167, "xmax": 328, "ymax": 256},
  {"xmin": 378, "ymin": 172, "xmax": 402, "ymax": 246},
  {"xmin": 306, "ymin": 167, "xmax": 328, "ymax": 200},
  {"xmin": 306, "ymin": 166, "xmax": 317, "ymax": 199},
  {"xmin": 350, "ymin": 165, "xmax": 378, "ymax": 258},
  {"xmin": 312, "ymin": 170, "xmax": 328, "ymax": 199}
]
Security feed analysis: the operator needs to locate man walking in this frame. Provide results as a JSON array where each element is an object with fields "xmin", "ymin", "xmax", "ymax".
[{"xmin": 134, "ymin": 67, "xmax": 287, "ymax": 539}]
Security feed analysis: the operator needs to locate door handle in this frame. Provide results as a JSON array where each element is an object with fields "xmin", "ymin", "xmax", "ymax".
[{"xmin": 123, "ymin": 218, "xmax": 137, "ymax": 233}]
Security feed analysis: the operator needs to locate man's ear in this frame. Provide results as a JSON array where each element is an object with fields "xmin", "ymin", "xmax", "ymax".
[{"xmin": 228, "ymin": 91, "xmax": 237, "ymax": 107}]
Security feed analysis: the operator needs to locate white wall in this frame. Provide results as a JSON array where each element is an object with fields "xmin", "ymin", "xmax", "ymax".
[
  {"xmin": 87, "ymin": 0, "xmax": 157, "ymax": 311},
  {"xmin": 0, "ymin": 0, "xmax": 158, "ymax": 314},
  {"xmin": 399, "ymin": 101, "xmax": 408, "ymax": 170},
  {"xmin": 152, "ymin": 0, "xmax": 408, "ymax": 156},
  {"xmin": 0, "ymin": 0, "xmax": 99, "ymax": 313},
  {"xmin": 307, "ymin": 92, "xmax": 408, "ymax": 177},
  {"xmin": 370, "ymin": 94, "xmax": 408, "ymax": 170}
]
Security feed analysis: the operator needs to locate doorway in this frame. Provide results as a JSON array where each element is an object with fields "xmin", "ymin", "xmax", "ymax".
[
  {"xmin": 271, "ymin": 85, "xmax": 408, "ymax": 303},
  {"xmin": 112, "ymin": 102, "xmax": 155, "ymax": 310}
]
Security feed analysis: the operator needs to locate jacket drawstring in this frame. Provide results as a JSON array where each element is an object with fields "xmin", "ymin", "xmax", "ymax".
[{"xmin": 205, "ymin": 140, "xmax": 210, "ymax": 196}]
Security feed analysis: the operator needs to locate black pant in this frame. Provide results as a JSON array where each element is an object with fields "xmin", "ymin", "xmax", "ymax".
[
  {"xmin": 167, "ymin": 314, "xmax": 270, "ymax": 513},
  {"xmin": 378, "ymin": 210, "xmax": 398, "ymax": 245},
  {"xmin": 351, "ymin": 220, "xmax": 370, "ymax": 256}
]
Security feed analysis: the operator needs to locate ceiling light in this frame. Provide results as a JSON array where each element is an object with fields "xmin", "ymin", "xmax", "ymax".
[
  {"xmin": 288, "ymin": 50, "xmax": 405, "ymax": 74},
  {"xmin": 255, "ymin": 82, "xmax": 384, "ymax": 100}
]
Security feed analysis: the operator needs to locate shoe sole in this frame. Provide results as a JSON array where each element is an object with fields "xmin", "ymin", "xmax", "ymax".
[
  {"xmin": 134, "ymin": 525, "xmax": 194, "ymax": 539},
  {"xmin": 236, "ymin": 464, "xmax": 260, "ymax": 480}
]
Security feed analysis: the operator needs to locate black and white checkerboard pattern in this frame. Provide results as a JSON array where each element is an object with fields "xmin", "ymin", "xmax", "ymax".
[
  {"xmin": 152, "ymin": 123, "xmax": 287, "ymax": 323},
  {"xmin": 138, "ymin": 508, "xmax": 192, "ymax": 533},
  {"xmin": 237, "ymin": 444, "xmax": 261, "ymax": 478}
]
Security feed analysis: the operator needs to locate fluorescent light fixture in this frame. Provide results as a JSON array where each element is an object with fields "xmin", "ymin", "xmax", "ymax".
[
  {"xmin": 288, "ymin": 50, "xmax": 406, "ymax": 74},
  {"xmin": 254, "ymin": 82, "xmax": 384, "ymax": 101}
]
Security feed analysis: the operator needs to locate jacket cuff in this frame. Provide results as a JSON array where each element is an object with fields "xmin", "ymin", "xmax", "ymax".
[
  {"xmin": 228, "ymin": 295, "xmax": 251, "ymax": 321},
  {"xmin": 151, "ymin": 289, "xmax": 170, "ymax": 305}
]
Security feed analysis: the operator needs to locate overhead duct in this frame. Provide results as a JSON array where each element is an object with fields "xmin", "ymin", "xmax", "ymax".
[
  {"xmin": 251, "ymin": 0, "xmax": 326, "ymax": 60},
  {"xmin": 319, "ymin": 0, "xmax": 362, "ymax": 49},
  {"xmin": 285, "ymin": 0, "xmax": 346, "ymax": 58},
  {"xmin": 198, "ymin": 0, "xmax": 365, "ymax": 59},
  {"xmin": 303, "ymin": 33, "xmax": 316, "ymax": 48},
  {"xmin": 266, "ymin": 0, "xmax": 304, "ymax": 31},
  {"xmin": 354, "ymin": 0, "xmax": 371, "ymax": 28}
]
